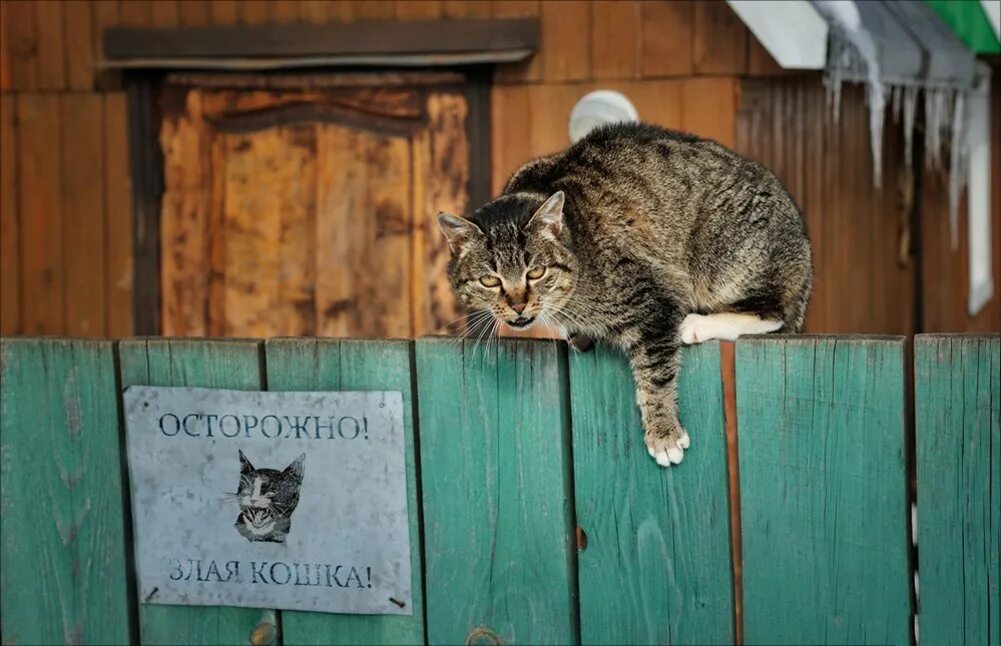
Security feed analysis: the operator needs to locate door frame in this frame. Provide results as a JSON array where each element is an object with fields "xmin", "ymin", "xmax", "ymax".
[{"xmin": 125, "ymin": 68, "xmax": 493, "ymax": 336}]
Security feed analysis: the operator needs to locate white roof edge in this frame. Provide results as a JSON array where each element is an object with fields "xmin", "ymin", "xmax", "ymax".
[
  {"xmin": 726, "ymin": 0, "xmax": 828, "ymax": 70},
  {"xmin": 981, "ymin": 0, "xmax": 1001, "ymax": 41}
]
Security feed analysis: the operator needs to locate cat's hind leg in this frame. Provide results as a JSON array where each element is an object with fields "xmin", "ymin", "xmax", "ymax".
[{"xmin": 679, "ymin": 312, "xmax": 783, "ymax": 344}]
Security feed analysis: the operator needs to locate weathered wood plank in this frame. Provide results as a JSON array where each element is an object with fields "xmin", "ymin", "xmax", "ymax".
[
  {"xmin": 92, "ymin": 1, "xmax": 121, "ymax": 72},
  {"xmin": 181, "ymin": 0, "xmax": 213, "ymax": 26},
  {"xmin": 0, "ymin": 95, "xmax": 19, "ymax": 334},
  {"xmin": 491, "ymin": 0, "xmax": 541, "ymax": 82},
  {"xmin": 222, "ymin": 125, "xmax": 318, "ymax": 337},
  {"xmin": 64, "ymin": 0, "xmax": 95, "ymax": 90},
  {"xmin": 0, "ymin": 339, "xmax": 132, "ymax": 645},
  {"xmin": 152, "ymin": 0, "xmax": 181, "ymax": 27},
  {"xmin": 265, "ymin": 338, "xmax": 425, "ymax": 645},
  {"xmin": 17, "ymin": 93, "xmax": 64, "ymax": 334},
  {"xmin": 416, "ymin": 337, "xmax": 576, "ymax": 645},
  {"xmin": 120, "ymin": 0, "xmax": 155, "ymax": 27},
  {"xmin": 396, "ymin": 0, "xmax": 441, "ymax": 20},
  {"xmin": 61, "ymin": 93, "xmax": 107, "ymax": 337},
  {"xmin": 681, "ymin": 77, "xmax": 737, "ymax": 148},
  {"xmin": 915, "ymin": 334, "xmax": 1000, "ymax": 646},
  {"xmin": 203, "ymin": 0, "xmax": 235, "ymax": 25},
  {"xmin": 269, "ymin": 0, "xmax": 302, "ymax": 23},
  {"xmin": 118, "ymin": 338, "xmax": 268, "ymax": 645},
  {"xmin": 640, "ymin": 0, "xmax": 692, "ymax": 77},
  {"xmin": 4, "ymin": 0, "xmax": 39, "ymax": 90},
  {"xmin": 692, "ymin": 0, "xmax": 747, "ymax": 75},
  {"xmin": 737, "ymin": 336, "xmax": 911, "ymax": 644},
  {"xmin": 591, "ymin": 0, "xmax": 640, "ymax": 80},
  {"xmin": 0, "ymin": 0, "xmax": 11, "ymax": 89},
  {"xmin": 104, "ymin": 92, "xmax": 134, "ymax": 338},
  {"xmin": 570, "ymin": 342, "xmax": 733, "ymax": 644},
  {"xmin": 540, "ymin": 0, "xmax": 590, "ymax": 81},
  {"xmin": 35, "ymin": 0, "xmax": 65, "ymax": 90},
  {"xmin": 160, "ymin": 89, "xmax": 210, "ymax": 336},
  {"xmin": 419, "ymin": 92, "xmax": 467, "ymax": 336}
]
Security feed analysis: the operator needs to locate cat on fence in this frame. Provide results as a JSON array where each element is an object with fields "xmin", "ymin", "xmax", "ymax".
[{"xmin": 438, "ymin": 123, "xmax": 812, "ymax": 467}]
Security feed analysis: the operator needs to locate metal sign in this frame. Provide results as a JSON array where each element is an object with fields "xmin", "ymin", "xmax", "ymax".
[{"xmin": 123, "ymin": 386, "xmax": 412, "ymax": 615}]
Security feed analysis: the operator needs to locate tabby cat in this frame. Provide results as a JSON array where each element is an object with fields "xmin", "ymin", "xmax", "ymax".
[{"xmin": 438, "ymin": 123, "xmax": 812, "ymax": 467}]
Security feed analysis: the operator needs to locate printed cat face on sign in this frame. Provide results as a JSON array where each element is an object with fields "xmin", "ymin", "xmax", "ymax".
[{"xmin": 234, "ymin": 451, "xmax": 305, "ymax": 544}]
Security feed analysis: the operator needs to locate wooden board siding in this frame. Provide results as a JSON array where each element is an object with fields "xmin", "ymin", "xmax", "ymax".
[
  {"xmin": 156, "ymin": 84, "xmax": 467, "ymax": 339},
  {"xmin": 12, "ymin": 336, "xmax": 999, "ymax": 643},
  {"xmin": 737, "ymin": 336, "xmax": 912, "ymax": 644},
  {"xmin": 0, "ymin": 95, "xmax": 19, "ymax": 332},
  {"xmin": 0, "ymin": 92, "xmax": 134, "ymax": 338},
  {"xmin": 919, "ymin": 76, "xmax": 1001, "ymax": 333},
  {"xmin": 0, "ymin": 339, "xmax": 133, "ymax": 646},
  {"xmin": 415, "ymin": 337, "xmax": 576, "ymax": 645},
  {"xmin": 736, "ymin": 78, "xmax": 917, "ymax": 335},
  {"xmin": 265, "ymin": 338, "xmax": 425, "ymax": 645},
  {"xmin": 570, "ymin": 342, "xmax": 733, "ymax": 644},
  {"xmin": 915, "ymin": 334, "xmax": 1001, "ymax": 646},
  {"xmin": 1, "ymin": 1, "xmax": 989, "ymax": 339},
  {"xmin": 118, "ymin": 338, "xmax": 267, "ymax": 645},
  {"xmin": 490, "ymin": 77, "xmax": 735, "ymax": 194},
  {"xmin": 1, "ymin": 0, "xmax": 755, "ymax": 339}
]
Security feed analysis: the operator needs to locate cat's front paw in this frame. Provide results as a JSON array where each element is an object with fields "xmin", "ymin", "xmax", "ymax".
[
  {"xmin": 568, "ymin": 332, "xmax": 595, "ymax": 353},
  {"xmin": 679, "ymin": 313, "xmax": 707, "ymax": 344},
  {"xmin": 644, "ymin": 427, "xmax": 690, "ymax": 467}
]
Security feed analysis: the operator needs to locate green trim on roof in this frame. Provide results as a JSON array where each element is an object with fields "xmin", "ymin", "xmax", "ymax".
[{"xmin": 925, "ymin": 0, "xmax": 1000, "ymax": 54}]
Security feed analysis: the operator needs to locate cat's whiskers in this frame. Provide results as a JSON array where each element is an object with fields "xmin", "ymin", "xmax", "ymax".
[
  {"xmin": 459, "ymin": 311, "xmax": 496, "ymax": 347},
  {"xmin": 451, "ymin": 310, "xmax": 495, "ymax": 346},
  {"xmin": 437, "ymin": 308, "xmax": 493, "ymax": 337},
  {"xmin": 471, "ymin": 314, "xmax": 498, "ymax": 354}
]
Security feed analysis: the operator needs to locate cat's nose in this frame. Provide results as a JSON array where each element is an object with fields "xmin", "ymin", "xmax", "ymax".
[{"xmin": 511, "ymin": 302, "xmax": 526, "ymax": 314}]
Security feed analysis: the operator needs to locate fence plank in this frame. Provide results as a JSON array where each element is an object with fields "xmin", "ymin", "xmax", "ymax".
[
  {"xmin": 0, "ymin": 339, "xmax": 132, "ymax": 645},
  {"xmin": 570, "ymin": 342, "xmax": 733, "ymax": 644},
  {"xmin": 737, "ymin": 336, "xmax": 911, "ymax": 644},
  {"xmin": 915, "ymin": 334, "xmax": 1000, "ymax": 645},
  {"xmin": 416, "ymin": 337, "xmax": 576, "ymax": 645},
  {"xmin": 118, "ymin": 338, "xmax": 268, "ymax": 646},
  {"xmin": 264, "ymin": 338, "xmax": 425, "ymax": 645}
]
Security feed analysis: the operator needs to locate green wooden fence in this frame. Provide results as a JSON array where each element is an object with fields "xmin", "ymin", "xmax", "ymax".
[{"xmin": 0, "ymin": 334, "xmax": 997, "ymax": 646}]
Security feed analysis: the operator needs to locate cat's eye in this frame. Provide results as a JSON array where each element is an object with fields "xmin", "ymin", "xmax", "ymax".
[
  {"xmin": 479, "ymin": 275, "xmax": 501, "ymax": 288},
  {"xmin": 527, "ymin": 266, "xmax": 547, "ymax": 280}
]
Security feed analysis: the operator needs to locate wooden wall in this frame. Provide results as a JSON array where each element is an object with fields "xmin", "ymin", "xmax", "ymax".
[
  {"xmin": 1, "ymin": 1, "xmax": 993, "ymax": 337},
  {"xmin": 735, "ymin": 74, "xmax": 1001, "ymax": 335},
  {"xmin": 0, "ymin": 0, "xmax": 771, "ymax": 338},
  {"xmin": 918, "ymin": 74, "xmax": 1001, "ymax": 334},
  {"xmin": 735, "ymin": 79, "xmax": 917, "ymax": 335}
]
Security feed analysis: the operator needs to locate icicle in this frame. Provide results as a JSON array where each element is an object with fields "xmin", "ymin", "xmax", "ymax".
[
  {"xmin": 865, "ymin": 81, "xmax": 886, "ymax": 187},
  {"xmin": 825, "ymin": 69, "xmax": 844, "ymax": 126},
  {"xmin": 947, "ymin": 91, "xmax": 969, "ymax": 250},
  {"xmin": 813, "ymin": 0, "xmax": 885, "ymax": 187},
  {"xmin": 902, "ymin": 86, "xmax": 919, "ymax": 168},
  {"xmin": 925, "ymin": 89, "xmax": 945, "ymax": 171},
  {"xmin": 891, "ymin": 84, "xmax": 902, "ymax": 124}
]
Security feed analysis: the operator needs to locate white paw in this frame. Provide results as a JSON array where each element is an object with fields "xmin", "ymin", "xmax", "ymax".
[
  {"xmin": 679, "ymin": 314, "xmax": 706, "ymax": 345},
  {"xmin": 678, "ymin": 430, "xmax": 690, "ymax": 449},
  {"xmin": 646, "ymin": 435, "xmax": 686, "ymax": 467}
]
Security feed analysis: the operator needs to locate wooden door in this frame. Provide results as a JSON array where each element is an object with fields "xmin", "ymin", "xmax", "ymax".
[{"xmin": 158, "ymin": 79, "xmax": 471, "ymax": 338}]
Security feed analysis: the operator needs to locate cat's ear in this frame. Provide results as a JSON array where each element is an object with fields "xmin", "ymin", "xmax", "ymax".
[
  {"xmin": 239, "ymin": 450, "xmax": 254, "ymax": 473},
  {"xmin": 437, "ymin": 212, "xmax": 482, "ymax": 256},
  {"xmin": 526, "ymin": 191, "xmax": 565, "ymax": 239},
  {"xmin": 283, "ymin": 453, "xmax": 305, "ymax": 482}
]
